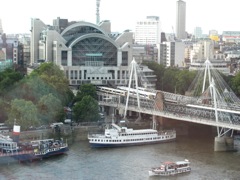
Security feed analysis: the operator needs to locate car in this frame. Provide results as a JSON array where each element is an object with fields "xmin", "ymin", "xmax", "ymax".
[
  {"xmin": 99, "ymin": 113, "xmax": 105, "ymax": 119},
  {"xmin": 36, "ymin": 125, "xmax": 48, "ymax": 130},
  {"xmin": 64, "ymin": 119, "xmax": 72, "ymax": 124},
  {"xmin": 27, "ymin": 126, "xmax": 36, "ymax": 131},
  {"xmin": 50, "ymin": 122, "xmax": 64, "ymax": 128}
]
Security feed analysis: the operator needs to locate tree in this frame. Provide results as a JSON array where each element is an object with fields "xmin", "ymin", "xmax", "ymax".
[
  {"xmin": 0, "ymin": 98, "xmax": 9, "ymax": 122},
  {"xmin": 6, "ymin": 99, "xmax": 39, "ymax": 130},
  {"xmin": 30, "ymin": 62, "xmax": 71, "ymax": 104},
  {"xmin": 8, "ymin": 76, "xmax": 54, "ymax": 104},
  {"xmin": 0, "ymin": 63, "xmax": 74, "ymax": 127},
  {"xmin": 74, "ymin": 84, "xmax": 97, "ymax": 102},
  {"xmin": 162, "ymin": 68, "xmax": 179, "ymax": 93},
  {"xmin": 0, "ymin": 68, "xmax": 23, "ymax": 96},
  {"xmin": 176, "ymin": 70, "xmax": 197, "ymax": 95},
  {"xmin": 143, "ymin": 62, "xmax": 165, "ymax": 90},
  {"xmin": 73, "ymin": 95, "xmax": 100, "ymax": 122},
  {"xmin": 37, "ymin": 93, "xmax": 63, "ymax": 124},
  {"xmin": 231, "ymin": 72, "xmax": 240, "ymax": 96}
]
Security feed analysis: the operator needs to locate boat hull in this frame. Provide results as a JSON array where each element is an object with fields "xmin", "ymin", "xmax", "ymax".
[
  {"xmin": 33, "ymin": 147, "xmax": 69, "ymax": 159},
  {"xmin": 89, "ymin": 122, "xmax": 176, "ymax": 148},
  {"xmin": 89, "ymin": 138, "xmax": 175, "ymax": 148},
  {"xmin": 9, "ymin": 147, "xmax": 69, "ymax": 162},
  {"xmin": 148, "ymin": 167, "xmax": 191, "ymax": 176},
  {"xmin": 44, "ymin": 146, "xmax": 68, "ymax": 157}
]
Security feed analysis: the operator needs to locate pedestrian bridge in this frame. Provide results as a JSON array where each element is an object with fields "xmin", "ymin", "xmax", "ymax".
[
  {"xmin": 97, "ymin": 87, "xmax": 240, "ymax": 131},
  {"xmin": 97, "ymin": 59, "xmax": 240, "ymax": 150}
]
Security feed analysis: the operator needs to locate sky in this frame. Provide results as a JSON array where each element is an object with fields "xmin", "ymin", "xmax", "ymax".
[{"xmin": 0, "ymin": 0, "xmax": 239, "ymax": 34}]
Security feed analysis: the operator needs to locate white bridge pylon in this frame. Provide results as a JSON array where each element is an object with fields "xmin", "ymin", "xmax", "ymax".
[
  {"xmin": 123, "ymin": 59, "xmax": 141, "ymax": 120},
  {"xmin": 202, "ymin": 60, "xmax": 234, "ymax": 138}
]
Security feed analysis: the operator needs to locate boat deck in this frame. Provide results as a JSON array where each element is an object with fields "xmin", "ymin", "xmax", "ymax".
[{"xmin": 0, "ymin": 150, "xmax": 34, "ymax": 157}]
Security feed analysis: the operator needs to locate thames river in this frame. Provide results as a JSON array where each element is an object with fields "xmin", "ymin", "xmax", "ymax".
[{"xmin": 0, "ymin": 127, "xmax": 240, "ymax": 180}]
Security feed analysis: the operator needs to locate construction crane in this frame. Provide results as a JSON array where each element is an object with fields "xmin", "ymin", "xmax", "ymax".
[{"xmin": 96, "ymin": 0, "xmax": 101, "ymax": 24}]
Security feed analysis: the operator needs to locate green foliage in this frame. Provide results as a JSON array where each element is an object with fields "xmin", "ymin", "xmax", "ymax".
[
  {"xmin": 37, "ymin": 93, "xmax": 63, "ymax": 124},
  {"xmin": 30, "ymin": 62, "xmax": 71, "ymax": 104},
  {"xmin": 73, "ymin": 95, "xmax": 100, "ymax": 122},
  {"xmin": 6, "ymin": 99, "xmax": 39, "ymax": 130},
  {"xmin": 144, "ymin": 62, "xmax": 198, "ymax": 95},
  {"xmin": 75, "ymin": 84, "xmax": 97, "ymax": 102},
  {"xmin": 231, "ymin": 72, "xmax": 240, "ymax": 96},
  {"xmin": 0, "ymin": 62, "xmax": 74, "ymax": 126},
  {"xmin": 0, "ymin": 68, "xmax": 23, "ymax": 95},
  {"xmin": 143, "ymin": 62, "xmax": 165, "ymax": 90},
  {"xmin": 162, "ymin": 67, "xmax": 179, "ymax": 93},
  {"xmin": 176, "ymin": 70, "xmax": 197, "ymax": 95},
  {"xmin": 7, "ymin": 76, "xmax": 54, "ymax": 104},
  {"xmin": 0, "ymin": 98, "xmax": 9, "ymax": 122}
]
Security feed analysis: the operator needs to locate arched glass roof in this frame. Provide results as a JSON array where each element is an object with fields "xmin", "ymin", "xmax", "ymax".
[
  {"xmin": 61, "ymin": 22, "xmax": 106, "ymax": 46},
  {"xmin": 71, "ymin": 36, "xmax": 118, "ymax": 67}
]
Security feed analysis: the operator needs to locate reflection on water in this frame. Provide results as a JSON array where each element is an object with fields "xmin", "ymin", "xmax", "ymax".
[{"xmin": 0, "ymin": 129, "xmax": 240, "ymax": 180}]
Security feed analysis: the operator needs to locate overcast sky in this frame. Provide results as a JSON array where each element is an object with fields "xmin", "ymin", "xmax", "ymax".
[{"xmin": 0, "ymin": 0, "xmax": 239, "ymax": 34}]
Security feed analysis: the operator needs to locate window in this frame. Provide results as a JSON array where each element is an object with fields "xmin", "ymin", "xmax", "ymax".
[{"xmin": 61, "ymin": 51, "xmax": 68, "ymax": 66}]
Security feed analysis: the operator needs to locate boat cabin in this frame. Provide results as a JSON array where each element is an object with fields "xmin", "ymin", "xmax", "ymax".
[{"xmin": 162, "ymin": 160, "xmax": 190, "ymax": 171}]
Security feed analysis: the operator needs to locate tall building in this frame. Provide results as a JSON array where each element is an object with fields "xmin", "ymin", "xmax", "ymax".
[
  {"xmin": 134, "ymin": 16, "xmax": 161, "ymax": 45},
  {"xmin": 159, "ymin": 41, "xmax": 185, "ymax": 67},
  {"xmin": 194, "ymin": 27, "xmax": 202, "ymax": 39},
  {"xmin": 96, "ymin": 0, "xmax": 101, "ymax": 24},
  {"xmin": 53, "ymin": 17, "xmax": 69, "ymax": 33},
  {"xmin": 0, "ymin": 19, "xmax": 3, "ymax": 35},
  {"xmin": 190, "ymin": 40, "xmax": 214, "ymax": 62},
  {"xmin": 222, "ymin": 31, "xmax": 240, "ymax": 43},
  {"xmin": 176, "ymin": 0, "xmax": 186, "ymax": 39},
  {"xmin": 0, "ymin": 34, "xmax": 25, "ymax": 71},
  {"xmin": 209, "ymin": 30, "xmax": 218, "ymax": 36}
]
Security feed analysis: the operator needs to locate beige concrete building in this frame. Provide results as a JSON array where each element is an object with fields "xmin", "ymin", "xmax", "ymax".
[{"xmin": 30, "ymin": 18, "xmax": 156, "ymax": 89}]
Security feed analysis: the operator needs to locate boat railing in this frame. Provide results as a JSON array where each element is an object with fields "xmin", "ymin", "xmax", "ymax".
[
  {"xmin": 0, "ymin": 150, "xmax": 34, "ymax": 156},
  {"xmin": 88, "ymin": 133, "xmax": 105, "ymax": 138},
  {"xmin": 33, "ymin": 142, "xmax": 68, "ymax": 155},
  {"xmin": 158, "ymin": 129, "xmax": 176, "ymax": 135}
]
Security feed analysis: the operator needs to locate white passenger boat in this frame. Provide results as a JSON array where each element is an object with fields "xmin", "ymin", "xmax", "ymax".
[
  {"xmin": 88, "ymin": 123, "xmax": 176, "ymax": 148},
  {"xmin": 148, "ymin": 159, "xmax": 191, "ymax": 176}
]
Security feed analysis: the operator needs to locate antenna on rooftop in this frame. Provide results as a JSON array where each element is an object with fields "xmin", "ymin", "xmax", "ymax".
[{"xmin": 96, "ymin": 0, "xmax": 101, "ymax": 24}]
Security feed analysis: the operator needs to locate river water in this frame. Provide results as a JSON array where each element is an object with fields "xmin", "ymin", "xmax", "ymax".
[{"xmin": 0, "ymin": 127, "xmax": 240, "ymax": 180}]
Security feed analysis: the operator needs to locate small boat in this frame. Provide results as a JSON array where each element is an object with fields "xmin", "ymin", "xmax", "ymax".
[
  {"xmin": 0, "ymin": 123, "xmax": 68, "ymax": 163},
  {"xmin": 88, "ymin": 122, "xmax": 176, "ymax": 148},
  {"xmin": 28, "ymin": 138, "xmax": 69, "ymax": 160},
  {"xmin": 148, "ymin": 159, "xmax": 191, "ymax": 176},
  {"xmin": 0, "ymin": 134, "xmax": 68, "ymax": 163},
  {"xmin": 0, "ymin": 134, "xmax": 35, "ymax": 164}
]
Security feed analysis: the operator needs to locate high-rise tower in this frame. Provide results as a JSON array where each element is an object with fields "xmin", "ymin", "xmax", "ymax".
[
  {"xmin": 96, "ymin": 0, "xmax": 101, "ymax": 24},
  {"xmin": 134, "ymin": 16, "xmax": 161, "ymax": 45},
  {"xmin": 176, "ymin": 0, "xmax": 186, "ymax": 39},
  {"xmin": 0, "ymin": 19, "xmax": 3, "ymax": 35}
]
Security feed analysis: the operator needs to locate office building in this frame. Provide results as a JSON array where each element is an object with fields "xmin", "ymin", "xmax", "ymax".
[
  {"xmin": 222, "ymin": 31, "xmax": 240, "ymax": 43},
  {"xmin": 0, "ymin": 19, "xmax": 3, "ymax": 35},
  {"xmin": 194, "ymin": 27, "xmax": 202, "ymax": 39},
  {"xmin": 190, "ymin": 40, "xmax": 214, "ymax": 62},
  {"xmin": 53, "ymin": 17, "xmax": 69, "ymax": 33},
  {"xmin": 176, "ymin": 0, "xmax": 186, "ymax": 39},
  {"xmin": 134, "ymin": 16, "xmax": 161, "ymax": 45},
  {"xmin": 159, "ymin": 41, "xmax": 185, "ymax": 67},
  {"xmin": 30, "ymin": 18, "xmax": 156, "ymax": 89},
  {"xmin": 189, "ymin": 60, "xmax": 230, "ymax": 75}
]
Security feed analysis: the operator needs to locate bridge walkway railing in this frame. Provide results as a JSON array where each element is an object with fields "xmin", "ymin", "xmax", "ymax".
[{"xmin": 99, "ymin": 100, "xmax": 240, "ymax": 131}]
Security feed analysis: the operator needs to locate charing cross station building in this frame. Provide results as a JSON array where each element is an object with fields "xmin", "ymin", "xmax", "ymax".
[{"xmin": 30, "ymin": 18, "xmax": 156, "ymax": 89}]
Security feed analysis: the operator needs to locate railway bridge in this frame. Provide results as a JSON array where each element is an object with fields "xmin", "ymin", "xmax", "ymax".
[{"xmin": 97, "ymin": 59, "xmax": 240, "ymax": 151}]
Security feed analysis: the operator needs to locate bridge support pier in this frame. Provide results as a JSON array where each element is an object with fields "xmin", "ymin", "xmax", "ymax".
[
  {"xmin": 214, "ymin": 136, "xmax": 234, "ymax": 152},
  {"xmin": 152, "ymin": 115, "xmax": 157, "ymax": 130}
]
